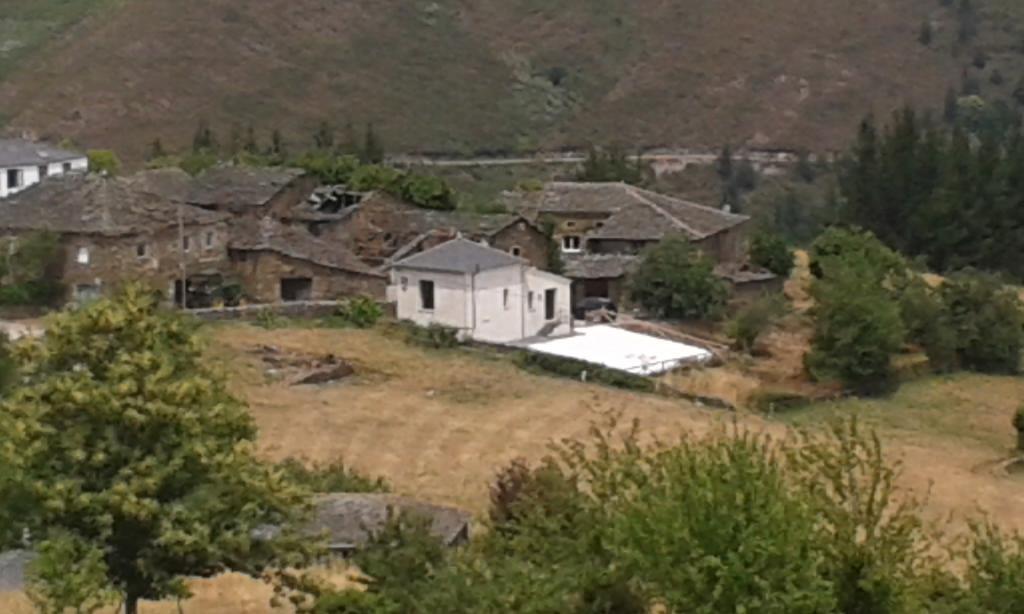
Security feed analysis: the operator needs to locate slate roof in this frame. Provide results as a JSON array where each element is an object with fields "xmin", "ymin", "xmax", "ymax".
[
  {"xmin": 391, "ymin": 237, "xmax": 524, "ymax": 273},
  {"xmin": 0, "ymin": 550, "xmax": 33, "ymax": 591},
  {"xmin": 562, "ymin": 254, "xmax": 640, "ymax": 279},
  {"xmin": 229, "ymin": 217, "xmax": 383, "ymax": 277},
  {"xmin": 509, "ymin": 182, "xmax": 748, "ymax": 240},
  {"xmin": 0, "ymin": 139, "xmax": 83, "ymax": 167},
  {"xmin": 309, "ymin": 493, "xmax": 471, "ymax": 551},
  {"xmin": 187, "ymin": 166, "xmax": 306, "ymax": 209},
  {"xmin": 0, "ymin": 173, "xmax": 227, "ymax": 235}
]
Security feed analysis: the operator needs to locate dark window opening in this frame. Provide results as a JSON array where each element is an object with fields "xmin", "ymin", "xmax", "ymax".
[
  {"xmin": 545, "ymin": 289, "xmax": 557, "ymax": 321},
  {"xmin": 182, "ymin": 236, "xmax": 191, "ymax": 252},
  {"xmin": 419, "ymin": 280, "xmax": 435, "ymax": 310},
  {"xmin": 63, "ymin": 162, "xmax": 72, "ymax": 173},
  {"xmin": 280, "ymin": 277, "xmax": 313, "ymax": 302},
  {"xmin": 38, "ymin": 165, "xmax": 48, "ymax": 179},
  {"xmin": 136, "ymin": 243, "xmax": 149, "ymax": 258},
  {"xmin": 6, "ymin": 169, "xmax": 21, "ymax": 188}
]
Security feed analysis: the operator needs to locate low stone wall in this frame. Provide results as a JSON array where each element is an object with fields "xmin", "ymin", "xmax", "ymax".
[{"xmin": 187, "ymin": 301, "xmax": 341, "ymax": 322}]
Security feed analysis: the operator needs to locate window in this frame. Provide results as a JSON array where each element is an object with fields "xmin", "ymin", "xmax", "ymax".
[
  {"xmin": 182, "ymin": 236, "xmax": 191, "ymax": 252},
  {"xmin": 527, "ymin": 291, "xmax": 534, "ymax": 311},
  {"xmin": 566, "ymin": 221, "xmax": 577, "ymax": 229},
  {"xmin": 562, "ymin": 236, "xmax": 582, "ymax": 253},
  {"xmin": 204, "ymin": 231, "xmax": 215, "ymax": 248},
  {"xmin": 6, "ymin": 169, "xmax": 21, "ymax": 189},
  {"xmin": 419, "ymin": 280, "xmax": 435, "ymax": 310},
  {"xmin": 76, "ymin": 246, "xmax": 90, "ymax": 265},
  {"xmin": 280, "ymin": 277, "xmax": 313, "ymax": 302},
  {"xmin": 503, "ymin": 288, "xmax": 510, "ymax": 310},
  {"xmin": 63, "ymin": 162, "xmax": 72, "ymax": 173},
  {"xmin": 38, "ymin": 165, "xmax": 48, "ymax": 179},
  {"xmin": 136, "ymin": 243, "xmax": 149, "ymax": 258},
  {"xmin": 510, "ymin": 246, "xmax": 522, "ymax": 257}
]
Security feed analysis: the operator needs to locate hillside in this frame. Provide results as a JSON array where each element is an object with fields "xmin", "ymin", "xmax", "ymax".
[{"xmin": 0, "ymin": 0, "xmax": 1021, "ymax": 160}]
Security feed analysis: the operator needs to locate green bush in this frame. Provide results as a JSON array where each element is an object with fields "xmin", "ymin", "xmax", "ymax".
[
  {"xmin": 399, "ymin": 174, "xmax": 456, "ymax": 210},
  {"xmin": 515, "ymin": 351, "xmax": 655, "ymax": 393},
  {"xmin": 748, "ymin": 231, "xmax": 795, "ymax": 277},
  {"xmin": 940, "ymin": 273, "xmax": 1024, "ymax": 374},
  {"xmin": 726, "ymin": 293, "xmax": 788, "ymax": 352},
  {"xmin": 86, "ymin": 150, "xmax": 121, "ymax": 176},
  {"xmin": 898, "ymin": 278, "xmax": 958, "ymax": 372},
  {"xmin": 329, "ymin": 296, "xmax": 383, "ymax": 329},
  {"xmin": 394, "ymin": 321, "xmax": 462, "ymax": 349},
  {"xmin": 630, "ymin": 237, "xmax": 728, "ymax": 320},
  {"xmin": 809, "ymin": 227, "xmax": 907, "ymax": 284},
  {"xmin": 274, "ymin": 458, "xmax": 388, "ymax": 493},
  {"xmin": 806, "ymin": 259, "xmax": 905, "ymax": 395}
]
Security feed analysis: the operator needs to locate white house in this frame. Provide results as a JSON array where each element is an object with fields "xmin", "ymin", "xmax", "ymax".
[
  {"xmin": 0, "ymin": 139, "xmax": 88, "ymax": 199},
  {"xmin": 389, "ymin": 238, "xmax": 573, "ymax": 343}
]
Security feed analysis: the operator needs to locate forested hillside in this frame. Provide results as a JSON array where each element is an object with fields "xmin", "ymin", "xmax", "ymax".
[{"xmin": 1, "ymin": 0, "xmax": 1021, "ymax": 160}]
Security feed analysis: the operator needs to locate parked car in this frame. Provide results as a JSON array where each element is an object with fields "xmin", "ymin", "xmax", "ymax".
[{"xmin": 573, "ymin": 297, "xmax": 618, "ymax": 321}]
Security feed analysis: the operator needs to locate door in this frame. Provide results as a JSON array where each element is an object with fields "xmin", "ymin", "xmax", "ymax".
[
  {"xmin": 583, "ymin": 279, "xmax": 610, "ymax": 298},
  {"xmin": 280, "ymin": 277, "xmax": 313, "ymax": 302},
  {"xmin": 544, "ymin": 288, "xmax": 557, "ymax": 321}
]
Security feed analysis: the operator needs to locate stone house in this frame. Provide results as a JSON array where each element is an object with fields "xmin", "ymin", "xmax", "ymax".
[
  {"xmin": 390, "ymin": 238, "xmax": 572, "ymax": 343},
  {"xmin": 0, "ymin": 173, "xmax": 230, "ymax": 304},
  {"xmin": 132, "ymin": 165, "xmax": 316, "ymax": 217},
  {"xmin": 0, "ymin": 139, "xmax": 88, "ymax": 199},
  {"xmin": 284, "ymin": 191, "xmax": 551, "ymax": 270},
  {"xmin": 505, "ymin": 182, "xmax": 766, "ymax": 307},
  {"xmin": 228, "ymin": 217, "xmax": 386, "ymax": 303}
]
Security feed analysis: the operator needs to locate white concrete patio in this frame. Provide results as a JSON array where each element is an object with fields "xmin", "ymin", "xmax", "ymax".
[{"xmin": 523, "ymin": 324, "xmax": 712, "ymax": 375}]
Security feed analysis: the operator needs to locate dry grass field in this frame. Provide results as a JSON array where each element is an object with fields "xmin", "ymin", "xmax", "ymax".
[{"xmin": 4, "ymin": 319, "xmax": 1023, "ymax": 613}]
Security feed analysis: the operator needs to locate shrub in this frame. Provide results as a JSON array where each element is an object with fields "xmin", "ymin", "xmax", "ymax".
[
  {"xmin": 330, "ymin": 296, "xmax": 383, "ymax": 329},
  {"xmin": 898, "ymin": 278, "xmax": 958, "ymax": 372},
  {"xmin": 489, "ymin": 457, "xmax": 583, "ymax": 533},
  {"xmin": 630, "ymin": 237, "xmax": 728, "ymax": 320},
  {"xmin": 275, "ymin": 458, "xmax": 388, "ymax": 493},
  {"xmin": 940, "ymin": 273, "xmax": 1024, "ymax": 374},
  {"xmin": 726, "ymin": 293, "xmax": 788, "ymax": 352},
  {"xmin": 806, "ymin": 260, "xmax": 905, "ymax": 394},
  {"xmin": 809, "ymin": 227, "xmax": 907, "ymax": 284},
  {"xmin": 515, "ymin": 351, "xmax": 655, "ymax": 392},
  {"xmin": 399, "ymin": 174, "xmax": 456, "ymax": 210},
  {"xmin": 395, "ymin": 321, "xmax": 461, "ymax": 349},
  {"xmin": 748, "ymin": 231, "xmax": 795, "ymax": 277},
  {"xmin": 86, "ymin": 150, "xmax": 121, "ymax": 176}
]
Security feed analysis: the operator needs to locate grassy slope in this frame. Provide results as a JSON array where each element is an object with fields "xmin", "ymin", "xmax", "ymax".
[{"xmin": 2, "ymin": 0, "xmax": 1011, "ymax": 160}]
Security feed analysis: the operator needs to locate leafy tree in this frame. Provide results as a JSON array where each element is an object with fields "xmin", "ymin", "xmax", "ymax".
[
  {"xmin": 898, "ymin": 278, "xmax": 958, "ymax": 372},
  {"xmin": 0, "ymin": 231, "xmax": 66, "ymax": 307},
  {"xmin": 749, "ymin": 230, "xmax": 795, "ymax": 277},
  {"xmin": 26, "ymin": 532, "xmax": 118, "ymax": 614},
  {"xmin": 399, "ymin": 173, "xmax": 456, "ymax": 210},
  {"xmin": 0, "ymin": 287, "xmax": 312, "ymax": 614},
  {"xmin": 939, "ymin": 273, "xmax": 1024, "ymax": 373},
  {"xmin": 727, "ymin": 292, "xmax": 788, "ymax": 353},
  {"xmin": 630, "ymin": 237, "xmax": 729, "ymax": 320},
  {"xmin": 806, "ymin": 255, "xmax": 905, "ymax": 394},
  {"xmin": 294, "ymin": 153, "xmax": 361, "ymax": 185},
  {"xmin": 86, "ymin": 150, "xmax": 121, "ymax": 176},
  {"xmin": 576, "ymin": 145, "xmax": 647, "ymax": 185},
  {"xmin": 809, "ymin": 227, "xmax": 907, "ymax": 285},
  {"xmin": 348, "ymin": 163, "xmax": 404, "ymax": 193}
]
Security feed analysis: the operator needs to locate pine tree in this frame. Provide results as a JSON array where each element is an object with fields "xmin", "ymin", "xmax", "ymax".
[
  {"xmin": 243, "ymin": 122, "xmax": 259, "ymax": 154},
  {"xmin": 362, "ymin": 122, "xmax": 385, "ymax": 164},
  {"xmin": 314, "ymin": 120, "xmax": 335, "ymax": 151}
]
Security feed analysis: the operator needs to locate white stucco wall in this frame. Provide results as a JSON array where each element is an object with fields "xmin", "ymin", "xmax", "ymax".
[
  {"xmin": 391, "ymin": 263, "xmax": 574, "ymax": 343},
  {"xmin": 391, "ymin": 268, "xmax": 471, "ymax": 332},
  {"xmin": 0, "ymin": 156, "xmax": 88, "ymax": 198}
]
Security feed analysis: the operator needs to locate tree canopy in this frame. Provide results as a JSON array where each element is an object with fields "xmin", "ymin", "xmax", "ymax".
[{"xmin": 0, "ymin": 287, "xmax": 312, "ymax": 613}]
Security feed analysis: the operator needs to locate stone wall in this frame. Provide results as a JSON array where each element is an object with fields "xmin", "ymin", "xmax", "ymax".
[
  {"xmin": 489, "ymin": 221, "xmax": 549, "ymax": 269},
  {"xmin": 230, "ymin": 250, "xmax": 387, "ymax": 303}
]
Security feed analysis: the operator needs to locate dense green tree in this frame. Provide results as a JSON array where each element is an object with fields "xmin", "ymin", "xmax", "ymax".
[
  {"xmin": 86, "ymin": 149, "xmax": 121, "ymax": 176},
  {"xmin": 940, "ymin": 273, "xmax": 1024, "ymax": 373},
  {"xmin": 749, "ymin": 230, "xmax": 795, "ymax": 277},
  {"xmin": 576, "ymin": 145, "xmax": 647, "ymax": 185},
  {"xmin": 808, "ymin": 227, "xmax": 907, "ymax": 285},
  {"xmin": 399, "ymin": 174, "xmax": 456, "ymax": 210},
  {"xmin": 0, "ymin": 287, "xmax": 312, "ymax": 614},
  {"xmin": 806, "ymin": 254, "xmax": 905, "ymax": 394},
  {"xmin": 630, "ymin": 237, "xmax": 728, "ymax": 320}
]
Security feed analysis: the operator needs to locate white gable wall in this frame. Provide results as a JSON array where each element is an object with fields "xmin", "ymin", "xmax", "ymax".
[
  {"xmin": 391, "ymin": 268, "xmax": 470, "ymax": 332},
  {"xmin": 524, "ymin": 268, "xmax": 573, "ymax": 338},
  {"xmin": 0, "ymin": 157, "xmax": 88, "ymax": 198}
]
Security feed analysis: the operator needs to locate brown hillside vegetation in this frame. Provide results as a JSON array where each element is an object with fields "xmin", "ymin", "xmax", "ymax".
[{"xmin": 1, "ymin": 0, "xmax": 1009, "ymax": 159}]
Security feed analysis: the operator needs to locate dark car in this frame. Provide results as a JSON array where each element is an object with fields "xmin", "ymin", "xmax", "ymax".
[{"xmin": 573, "ymin": 297, "xmax": 618, "ymax": 321}]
